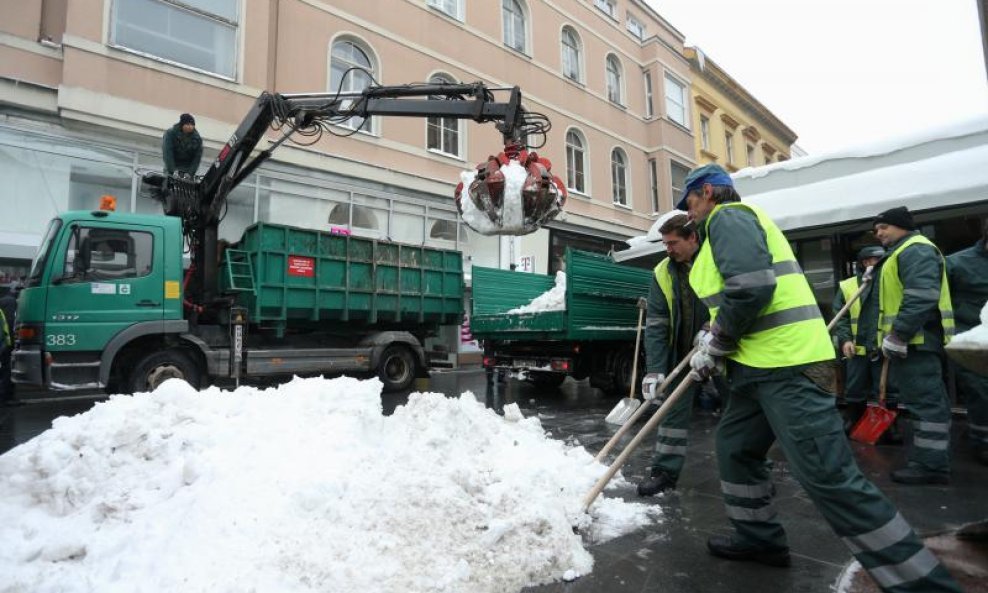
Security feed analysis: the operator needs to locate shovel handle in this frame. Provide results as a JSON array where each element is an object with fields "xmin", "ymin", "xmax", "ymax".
[
  {"xmin": 878, "ymin": 356, "xmax": 890, "ymax": 406},
  {"xmin": 583, "ymin": 374, "xmax": 696, "ymax": 513},
  {"xmin": 827, "ymin": 268, "xmax": 873, "ymax": 333},
  {"xmin": 628, "ymin": 306, "xmax": 646, "ymax": 401},
  {"xmin": 594, "ymin": 347, "xmax": 698, "ymax": 462}
]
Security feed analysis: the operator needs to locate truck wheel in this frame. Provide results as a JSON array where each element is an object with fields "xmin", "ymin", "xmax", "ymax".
[
  {"xmin": 377, "ymin": 345, "xmax": 416, "ymax": 392},
  {"xmin": 128, "ymin": 349, "xmax": 202, "ymax": 393}
]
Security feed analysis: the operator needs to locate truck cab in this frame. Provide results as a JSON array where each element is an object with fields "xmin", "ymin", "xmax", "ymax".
[{"xmin": 13, "ymin": 210, "xmax": 187, "ymax": 391}]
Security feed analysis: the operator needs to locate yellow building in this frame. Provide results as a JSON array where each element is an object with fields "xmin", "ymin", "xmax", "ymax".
[{"xmin": 683, "ymin": 47, "xmax": 796, "ymax": 173}]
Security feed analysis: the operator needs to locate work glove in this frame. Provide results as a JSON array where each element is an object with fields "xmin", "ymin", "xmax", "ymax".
[
  {"xmin": 641, "ymin": 372, "xmax": 665, "ymax": 401},
  {"xmin": 689, "ymin": 326, "xmax": 733, "ymax": 381},
  {"xmin": 881, "ymin": 333, "xmax": 908, "ymax": 359}
]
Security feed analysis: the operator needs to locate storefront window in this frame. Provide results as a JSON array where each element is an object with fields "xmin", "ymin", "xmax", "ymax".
[{"xmin": 392, "ymin": 202, "xmax": 425, "ymax": 245}]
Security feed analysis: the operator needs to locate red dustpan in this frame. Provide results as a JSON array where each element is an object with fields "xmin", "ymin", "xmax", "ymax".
[{"xmin": 850, "ymin": 357, "xmax": 897, "ymax": 445}]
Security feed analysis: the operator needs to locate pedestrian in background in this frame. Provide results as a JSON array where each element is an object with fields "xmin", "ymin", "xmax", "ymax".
[
  {"xmin": 832, "ymin": 245, "xmax": 895, "ymax": 434},
  {"xmin": 162, "ymin": 113, "xmax": 203, "ymax": 177},
  {"xmin": 946, "ymin": 217, "xmax": 988, "ymax": 466},
  {"xmin": 873, "ymin": 206, "xmax": 955, "ymax": 484},
  {"xmin": 680, "ymin": 164, "xmax": 960, "ymax": 592},
  {"xmin": 637, "ymin": 213, "xmax": 720, "ymax": 496},
  {"xmin": 0, "ymin": 283, "xmax": 19, "ymax": 407}
]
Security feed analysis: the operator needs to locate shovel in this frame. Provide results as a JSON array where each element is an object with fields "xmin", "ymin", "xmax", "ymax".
[
  {"xmin": 603, "ymin": 301, "xmax": 646, "ymax": 426},
  {"xmin": 849, "ymin": 356, "xmax": 897, "ymax": 445},
  {"xmin": 595, "ymin": 347, "xmax": 696, "ymax": 462},
  {"xmin": 828, "ymin": 265, "xmax": 874, "ymax": 333},
  {"xmin": 584, "ymin": 374, "xmax": 695, "ymax": 512}
]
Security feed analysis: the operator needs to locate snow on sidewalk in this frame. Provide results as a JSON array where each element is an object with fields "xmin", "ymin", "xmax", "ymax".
[{"xmin": 0, "ymin": 376, "xmax": 658, "ymax": 593}]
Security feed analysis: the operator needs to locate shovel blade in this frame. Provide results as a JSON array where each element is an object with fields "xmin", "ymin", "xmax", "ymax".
[
  {"xmin": 604, "ymin": 397, "xmax": 641, "ymax": 426},
  {"xmin": 849, "ymin": 404, "xmax": 898, "ymax": 445}
]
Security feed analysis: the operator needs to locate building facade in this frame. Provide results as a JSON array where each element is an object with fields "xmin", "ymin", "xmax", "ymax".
[
  {"xmin": 0, "ymin": 0, "xmax": 696, "ymax": 360},
  {"xmin": 683, "ymin": 46, "xmax": 796, "ymax": 181}
]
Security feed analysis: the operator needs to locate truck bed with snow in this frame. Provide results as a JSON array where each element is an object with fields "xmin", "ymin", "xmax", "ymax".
[{"xmin": 471, "ymin": 249, "xmax": 651, "ymax": 393}]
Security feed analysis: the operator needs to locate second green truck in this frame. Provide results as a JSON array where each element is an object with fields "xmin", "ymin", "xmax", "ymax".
[{"xmin": 471, "ymin": 248, "xmax": 653, "ymax": 393}]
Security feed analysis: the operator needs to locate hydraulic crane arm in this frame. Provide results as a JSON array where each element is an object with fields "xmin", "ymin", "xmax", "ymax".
[{"xmin": 141, "ymin": 80, "xmax": 562, "ymax": 308}]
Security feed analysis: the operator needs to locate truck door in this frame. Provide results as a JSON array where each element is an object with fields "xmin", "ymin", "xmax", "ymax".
[{"xmin": 45, "ymin": 223, "xmax": 164, "ymax": 356}]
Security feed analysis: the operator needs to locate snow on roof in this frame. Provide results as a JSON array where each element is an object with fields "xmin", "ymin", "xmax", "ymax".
[
  {"xmin": 745, "ymin": 141, "xmax": 988, "ymax": 232},
  {"xmin": 734, "ymin": 114, "xmax": 988, "ymax": 181}
]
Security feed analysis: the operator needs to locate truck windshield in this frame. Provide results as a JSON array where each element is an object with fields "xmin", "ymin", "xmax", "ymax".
[{"xmin": 26, "ymin": 218, "xmax": 62, "ymax": 288}]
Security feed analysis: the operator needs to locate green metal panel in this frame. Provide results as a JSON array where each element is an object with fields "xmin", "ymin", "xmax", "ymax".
[
  {"xmin": 470, "ymin": 248, "xmax": 651, "ymax": 341},
  {"xmin": 232, "ymin": 223, "xmax": 464, "ymax": 329}
]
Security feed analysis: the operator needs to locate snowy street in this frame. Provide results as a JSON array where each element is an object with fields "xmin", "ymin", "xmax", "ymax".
[{"xmin": 1, "ymin": 370, "xmax": 983, "ymax": 593}]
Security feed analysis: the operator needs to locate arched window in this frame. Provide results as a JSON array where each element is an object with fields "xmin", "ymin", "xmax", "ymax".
[
  {"xmin": 502, "ymin": 0, "xmax": 526, "ymax": 52},
  {"xmin": 565, "ymin": 129, "xmax": 586, "ymax": 194},
  {"xmin": 561, "ymin": 26, "xmax": 582, "ymax": 82},
  {"xmin": 611, "ymin": 148, "xmax": 628, "ymax": 205},
  {"xmin": 426, "ymin": 74, "xmax": 462, "ymax": 157},
  {"xmin": 606, "ymin": 54, "xmax": 623, "ymax": 105},
  {"xmin": 330, "ymin": 39, "xmax": 376, "ymax": 132}
]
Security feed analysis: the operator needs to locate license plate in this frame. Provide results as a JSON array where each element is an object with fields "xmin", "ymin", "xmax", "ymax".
[{"xmin": 513, "ymin": 359, "xmax": 536, "ymax": 368}]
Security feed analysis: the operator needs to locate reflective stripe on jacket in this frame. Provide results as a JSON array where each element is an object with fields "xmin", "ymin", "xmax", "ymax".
[
  {"xmin": 654, "ymin": 258, "xmax": 674, "ymax": 344},
  {"xmin": 690, "ymin": 202, "xmax": 834, "ymax": 368},
  {"xmin": 878, "ymin": 234, "xmax": 954, "ymax": 347},
  {"xmin": 839, "ymin": 277, "xmax": 867, "ymax": 356}
]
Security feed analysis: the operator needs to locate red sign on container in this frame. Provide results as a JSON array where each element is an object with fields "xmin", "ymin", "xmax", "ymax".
[{"xmin": 288, "ymin": 255, "xmax": 315, "ymax": 277}]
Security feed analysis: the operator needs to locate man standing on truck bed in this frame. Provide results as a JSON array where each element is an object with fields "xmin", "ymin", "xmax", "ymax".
[
  {"xmin": 638, "ymin": 213, "xmax": 716, "ymax": 496},
  {"xmin": 681, "ymin": 164, "xmax": 960, "ymax": 591},
  {"xmin": 162, "ymin": 113, "xmax": 203, "ymax": 177}
]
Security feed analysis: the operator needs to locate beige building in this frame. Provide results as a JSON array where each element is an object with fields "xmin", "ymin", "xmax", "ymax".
[
  {"xmin": 683, "ymin": 46, "xmax": 795, "ymax": 177},
  {"xmin": 0, "ymin": 0, "xmax": 696, "ymax": 355}
]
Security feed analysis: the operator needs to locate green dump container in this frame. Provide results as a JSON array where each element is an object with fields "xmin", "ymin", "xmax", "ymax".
[
  {"xmin": 227, "ymin": 223, "xmax": 464, "ymax": 328},
  {"xmin": 471, "ymin": 248, "xmax": 652, "ymax": 341}
]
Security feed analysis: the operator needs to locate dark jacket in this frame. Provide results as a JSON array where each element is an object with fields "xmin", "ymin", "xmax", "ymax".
[
  {"xmin": 832, "ymin": 271, "xmax": 879, "ymax": 352},
  {"xmin": 880, "ymin": 232, "xmax": 947, "ymax": 351},
  {"xmin": 644, "ymin": 258, "xmax": 709, "ymax": 375},
  {"xmin": 946, "ymin": 239, "xmax": 988, "ymax": 332},
  {"xmin": 162, "ymin": 123, "xmax": 203, "ymax": 175}
]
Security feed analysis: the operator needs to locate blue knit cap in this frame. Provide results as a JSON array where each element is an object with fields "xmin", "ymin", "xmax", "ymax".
[{"xmin": 675, "ymin": 163, "xmax": 734, "ymax": 210}]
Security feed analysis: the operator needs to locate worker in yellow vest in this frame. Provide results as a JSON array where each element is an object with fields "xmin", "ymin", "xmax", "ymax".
[
  {"xmin": 873, "ymin": 206, "xmax": 955, "ymax": 484},
  {"xmin": 637, "ymin": 213, "xmax": 720, "ymax": 496},
  {"xmin": 832, "ymin": 245, "xmax": 889, "ymax": 433},
  {"xmin": 680, "ymin": 164, "xmax": 960, "ymax": 592}
]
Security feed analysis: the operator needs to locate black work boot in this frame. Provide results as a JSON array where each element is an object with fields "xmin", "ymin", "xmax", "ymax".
[
  {"xmin": 842, "ymin": 401, "xmax": 867, "ymax": 434},
  {"xmin": 637, "ymin": 470, "xmax": 676, "ymax": 497},
  {"xmin": 707, "ymin": 535, "xmax": 791, "ymax": 568},
  {"xmin": 890, "ymin": 466, "xmax": 950, "ymax": 485}
]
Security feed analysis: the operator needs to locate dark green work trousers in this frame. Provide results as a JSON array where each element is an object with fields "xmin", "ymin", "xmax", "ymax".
[
  {"xmin": 889, "ymin": 351, "xmax": 951, "ymax": 474},
  {"xmin": 954, "ymin": 363, "xmax": 988, "ymax": 451},
  {"xmin": 717, "ymin": 362, "xmax": 960, "ymax": 593},
  {"xmin": 648, "ymin": 383, "xmax": 698, "ymax": 480},
  {"xmin": 845, "ymin": 354, "xmax": 898, "ymax": 404}
]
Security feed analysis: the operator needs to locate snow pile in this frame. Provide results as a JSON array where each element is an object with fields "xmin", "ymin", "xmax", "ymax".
[
  {"xmin": 509, "ymin": 271, "xmax": 567, "ymax": 314},
  {"xmin": 948, "ymin": 301, "xmax": 988, "ymax": 348},
  {"xmin": 458, "ymin": 160, "xmax": 528, "ymax": 235},
  {"xmin": 0, "ymin": 376, "xmax": 657, "ymax": 593}
]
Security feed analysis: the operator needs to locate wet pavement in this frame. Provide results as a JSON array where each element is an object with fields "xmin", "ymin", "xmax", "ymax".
[{"xmin": 2, "ymin": 370, "xmax": 985, "ymax": 592}]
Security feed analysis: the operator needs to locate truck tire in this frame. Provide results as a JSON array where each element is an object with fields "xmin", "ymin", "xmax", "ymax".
[
  {"xmin": 127, "ymin": 349, "xmax": 202, "ymax": 394},
  {"xmin": 377, "ymin": 345, "xmax": 416, "ymax": 392}
]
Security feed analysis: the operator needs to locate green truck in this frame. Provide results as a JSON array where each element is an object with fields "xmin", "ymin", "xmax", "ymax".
[
  {"xmin": 12, "ymin": 213, "xmax": 463, "ymax": 393},
  {"xmin": 11, "ymin": 80, "xmax": 557, "ymax": 394},
  {"xmin": 471, "ymin": 249, "xmax": 652, "ymax": 393}
]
